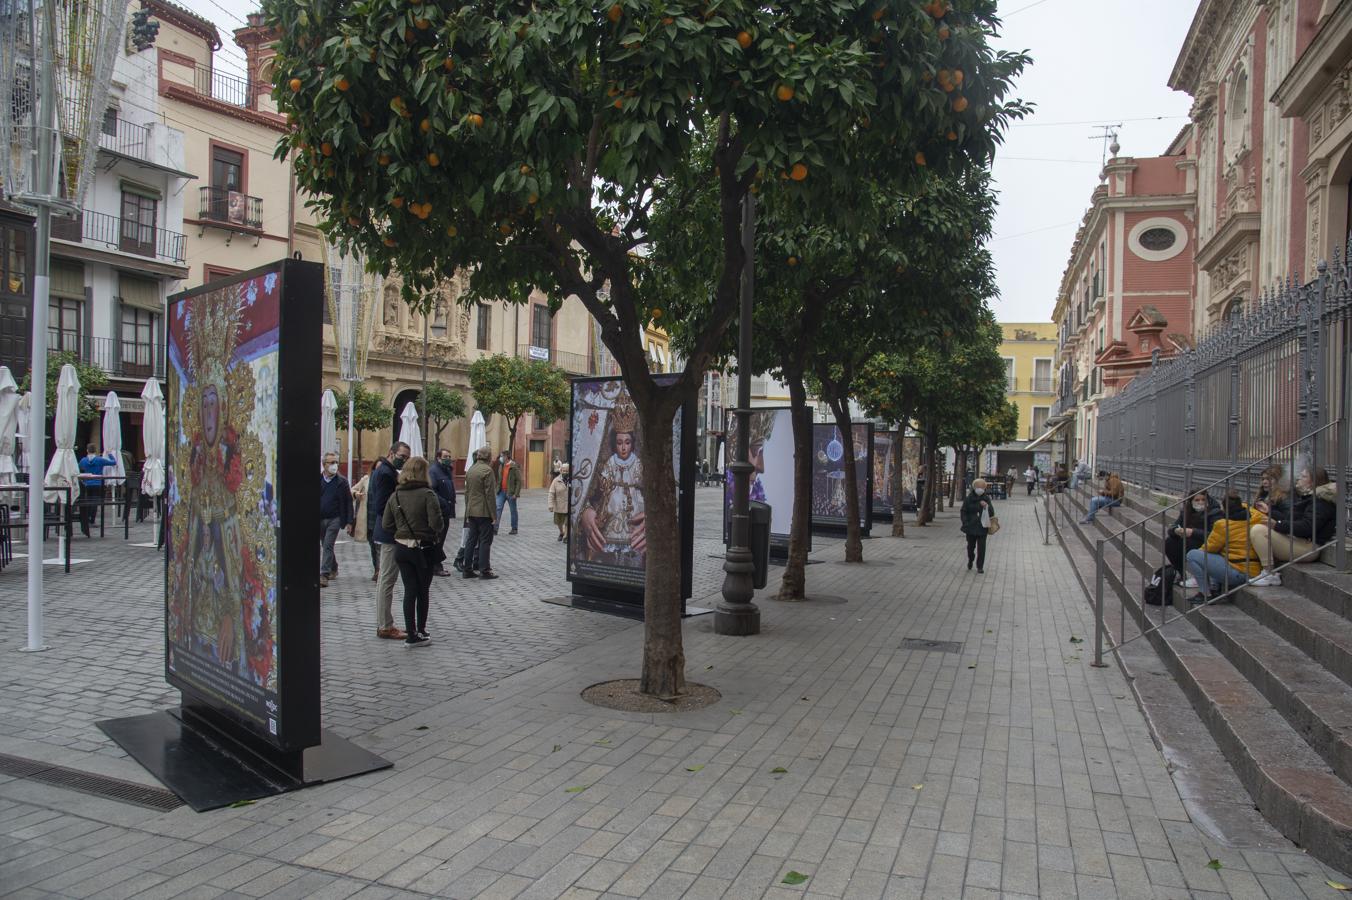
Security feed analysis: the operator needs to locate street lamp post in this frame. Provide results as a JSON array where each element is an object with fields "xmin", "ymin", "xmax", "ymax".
[{"xmin": 715, "ymin": 194, "xmax": 761, "ymax": 636}]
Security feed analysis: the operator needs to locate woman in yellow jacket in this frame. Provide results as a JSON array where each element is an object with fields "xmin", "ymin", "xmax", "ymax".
[{"xmin": 1184, "ymin": 490, "xmax": 1262, "ymax": 606}]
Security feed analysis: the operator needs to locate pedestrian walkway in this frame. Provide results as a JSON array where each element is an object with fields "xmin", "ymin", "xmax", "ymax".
[{"xmin": 1, "ymin": 490, "xmax": 1348, "ymax": 898}]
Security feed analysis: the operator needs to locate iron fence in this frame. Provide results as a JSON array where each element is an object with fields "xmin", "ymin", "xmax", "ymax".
[{"xmin": 1095, "ymin": 253, "xmax": 1352, "ymax": 508}]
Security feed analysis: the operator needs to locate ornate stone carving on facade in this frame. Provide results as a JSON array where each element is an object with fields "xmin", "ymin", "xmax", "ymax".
[
  {"xmin": 1211, "ymin": 247, "xmax": 1249, "ymax": 290},
  {"xmin": 382, "ymin": 281, "xmax": 402, "ymax": 330},
  {"xmin": 373, "ymin": 333, "xmax": 464, "ymax": 366}
]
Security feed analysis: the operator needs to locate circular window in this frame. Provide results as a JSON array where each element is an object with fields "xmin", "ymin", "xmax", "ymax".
[
  {"xmin": 1138, "ymin": 228, "xmax": 1176, "ymax": 251},
  {"xmin": 1128, "ymin": 217, "xmax": 1187, "ymax": 262}
]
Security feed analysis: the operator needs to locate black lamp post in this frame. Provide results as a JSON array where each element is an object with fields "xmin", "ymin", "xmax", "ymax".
[{"xmin": 715, "ymin": 193, "xmax": 761, "ymax": 636}]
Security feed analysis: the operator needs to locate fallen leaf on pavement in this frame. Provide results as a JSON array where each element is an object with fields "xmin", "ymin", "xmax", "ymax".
[
  {"xmin": 771, "ymin": 767, "xmax": 788, "ymax": 773},
  {"xmin": 229, "ymin": 799, "xmax": 255, "ymax": 808},
  {"xmin": 1069, "ymin": 636, "xmax": 1084, "ymax": 644},
  {"xmin": 1206, "ymin": 859, "xmax": 1222, "ymax": 870},
  {"xmin": 552, "ymin": 745, "xmax": 561, "ymax": 752},
  {"xmin": 564, "ymin": 785, "xmax": 589, "ymax": 793},
  {"xmin": 782, "ymin": 871, "xmax": 809, "ymax": 885},
  {"xmin": 686, "ymin": 764, "xmax": 704, "ymax": 772},
  {"xmin": 912, "ymin": 784, "xmax": 923, "ymax": 790},
  {"xmin": 1326, "ymin": 879, "xmax": 1350, "ymax": 891}
]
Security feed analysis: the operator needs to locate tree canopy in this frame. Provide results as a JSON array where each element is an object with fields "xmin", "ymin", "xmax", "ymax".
[
  {"xmin": 22, "ymin": 352, "xmax": 109, "ymax": 422},
  {"xmin": 422, "ymin": 382, "xmax": 468, "ymax": 451},
  {"xmin": 468, "ymin": 354, "xmax": 570, "ymax": 449}
]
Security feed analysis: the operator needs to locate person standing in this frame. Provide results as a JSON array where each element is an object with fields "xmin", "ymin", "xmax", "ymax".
[
  {"xmin": 547, "ymin": 463, "xmax": 570, "ymax": 542},
  {"xmin": 370, "ymin": 442, "xmax": 411, "ymax": 639},
  {"xmin": 318, "ymin": 451, "xmax": 354, "ymax": 588},
  {"xmin": 429, "ymin": 448, "xmax": 457, "ymax": 576},
  {"xmin": 494, "ymin": 450, "xmax": 522, "ymax": 534},
  {"xmin": 77, "ymin": 444, "xmax": 117, "ymax": 537},
  {"xmin": 381, "ymin": 456, "xmax": 443, "ymax": 649},
  {"xmin": 960, "ymin": 477, "xmax": 995, "ymax": 574},
  {"xmin": 1023, "ymin": 465, "xmax": 1036, "ymax": 496},
  {"xmin": 463, "ymin": 446, "xmax": 499, "ymax": 579}
]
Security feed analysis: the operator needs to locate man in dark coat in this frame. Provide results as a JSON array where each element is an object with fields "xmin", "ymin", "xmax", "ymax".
[
  {"xmin": 319, "ymin": 451, "xmax": 354, "ymax": 588},
  {"xmin": 429, "ymin": 448, "xmax": 458, "ymax": 576},
  {"xmin": 370, "ymin": 441, "xmax": 410, "ymax": 638}
]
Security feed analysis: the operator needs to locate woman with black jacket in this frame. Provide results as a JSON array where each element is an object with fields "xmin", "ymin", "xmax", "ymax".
[
  {"xmin": 960, "ymin": 478, "xmax": 995, "ymax": 574},
  {"xmin": 381, "ymin": 456, "xmax": 445, "ymax": 648},
  {"xmin": 1167, "ymin": 491, "xmax": 1220, "ymax": 589},
  {"xmin": 1250, "ymin": 466, "xmax": 1337, "ymax": 586}
]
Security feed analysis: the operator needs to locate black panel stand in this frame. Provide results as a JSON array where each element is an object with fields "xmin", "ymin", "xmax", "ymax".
[
  {"xmin": 541, "ymin": 594, "xmax": 713, "ymax": 620},
  {"xmin": 98, "ymin": 705, "xmax": 391, "ymax": 812}
]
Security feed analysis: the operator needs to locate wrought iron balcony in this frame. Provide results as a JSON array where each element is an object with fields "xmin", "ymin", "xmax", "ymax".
[
  {"xmin": 198, "ymin": 186, "xmax": 263, "ymax": 230},
  {"xmin": 46, "ymin": 336, "xmax": 165, "ymax": 381},
  {"xmin": 517, "ymin": 344, "xmax": 592, "ymax": 375},
  {"xmin": 50, "ymin": 208, "xmax": 185, "ymax": 265},
  {"xmin": 1031, "ymin": 377, "xmax": 1055, "ymax": 394}
]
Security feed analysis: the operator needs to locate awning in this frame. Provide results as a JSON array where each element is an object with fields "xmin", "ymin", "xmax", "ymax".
[{"xmin": 1025, "ymin": 420, "xmax": 1067, "ymax": 451}]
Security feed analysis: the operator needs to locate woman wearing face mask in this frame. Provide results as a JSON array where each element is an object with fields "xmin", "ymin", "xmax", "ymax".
[
  {"xmin": 1249, "ymin": 466, "xmax": 1337, "ymax": 586},
  {"xmin": 960, "ymin": 477, "xmax": 995, "ymax": 574},
  {"xmin": 1166, "ymin": 490, "xmax": 1220, "ymax": 589},
  {"xmin": 1184, "ymin": 490, "xmax": 1261, "ymax": 605}
]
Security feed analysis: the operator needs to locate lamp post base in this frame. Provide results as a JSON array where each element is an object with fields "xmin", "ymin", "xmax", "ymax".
[
  {"xmin": 715, "ymin": 546, "xmax": 761, "ymax": 635},
  {"xmin": 714, "ymin": 603, "xmax": 761, "ymax": 635}
]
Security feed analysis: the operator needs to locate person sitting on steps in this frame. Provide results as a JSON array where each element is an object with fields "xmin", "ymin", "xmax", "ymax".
[
  {"xmin": 1249, "ymin": 465, "xmax": 1337, "ymax": 587},
  {"xmin": 1081, "ymin": 473, "xmax": 1124, "ymax": 524},
  {"xmin": 1184, "ymin": 490, "xmax": 1261, "ymax": 605},
  {"xmin": 1167, "ymin": 490, "xmax": 1221, "ymax": 590}
]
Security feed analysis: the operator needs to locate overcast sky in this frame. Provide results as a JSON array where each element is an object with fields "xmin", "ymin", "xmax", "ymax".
[{"xmin": 192, "ymin": 0, "xmax": 1200, "ymax": 325}]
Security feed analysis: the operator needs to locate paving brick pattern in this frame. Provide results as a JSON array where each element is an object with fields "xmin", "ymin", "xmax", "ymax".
[{"xmin": 1, "ymin": 488, "xmax": 1348, "ymax": 898}]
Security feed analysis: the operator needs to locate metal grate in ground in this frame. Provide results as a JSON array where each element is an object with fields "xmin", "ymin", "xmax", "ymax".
[
  {"xmin": 899, "ymin": 638, "xmax": 963, "ymax": 653},
  {"xmin": 0, "ymin": 752, "xmax": 182, "ymax": 811}
]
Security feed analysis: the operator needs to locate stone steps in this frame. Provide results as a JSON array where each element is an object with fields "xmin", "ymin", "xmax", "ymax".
[{"xmin": 1051, "ymin": 486, "xmax": 1352, "ymax": 873}]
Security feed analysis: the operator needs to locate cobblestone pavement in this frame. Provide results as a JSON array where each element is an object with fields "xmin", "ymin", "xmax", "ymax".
[{"xmin": 1, "ymin": 490, "xmax": 1348, "ymax": 898}]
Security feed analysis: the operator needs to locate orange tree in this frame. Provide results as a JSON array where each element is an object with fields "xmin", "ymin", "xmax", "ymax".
[{"xmin": 266, "ymin": 0, "xmax": 1026, "ymax": 697}]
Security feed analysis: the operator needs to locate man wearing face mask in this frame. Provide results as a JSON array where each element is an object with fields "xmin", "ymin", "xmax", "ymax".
[
  {"xmin": 428, "ymin": 448, "xmax": 458, "ymax": 576},
  {"xmin": 318, "ymin": 451, "xmax": 355, "ymax": 588},
  {"xmin": 370, "ymin": 441, "xmax": 411, "ymax": 639}
]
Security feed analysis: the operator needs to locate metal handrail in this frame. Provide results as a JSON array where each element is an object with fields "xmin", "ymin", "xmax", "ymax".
[{"xmin": 1090, "ymin": 418, "xmax": 1346, "ymax": 666}]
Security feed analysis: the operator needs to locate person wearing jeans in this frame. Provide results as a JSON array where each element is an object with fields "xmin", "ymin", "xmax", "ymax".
[
  {"xmin": 381, "ymin": 456, "xmax": 443, "ymax": 649},
  {"xmin": 1185, "ymin": 490, "xmax": 1261, "ymax": 605},
  {"xmin": 494, "ymin": 450, "xmax": 522, "ymax": 534},
  {"xmin": 318, "ymin": 451, "xmax": 354, "ymax": 588},
  {"xmin": 1081, "ymin": 473, "xmax": 1124, "ymax": 524}
]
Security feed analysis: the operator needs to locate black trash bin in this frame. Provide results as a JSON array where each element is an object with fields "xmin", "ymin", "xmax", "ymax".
[{"xmin": 749, "ymin": 500, "xmax": 771, "ymax": 590}]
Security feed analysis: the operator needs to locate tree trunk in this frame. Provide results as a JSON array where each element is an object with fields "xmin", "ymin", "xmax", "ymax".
[
  {"xmin": 830, "ymin": 400, "xmax": 863, "ymax": 562},
  {"xmin": 890, "ymin": 426, "xmax": 905, "ymax": 537},
  {"xmin": 917, "ymin": 422, "xmax": 938, "ymax": 526},
  {"xmin": 778, "ymin": 371, "xmax": 812, "ymax": 600},
  {"xmin": 637, "ymin": 397, "xmax": 686, "ymax": 700},
  {"xmin": 356, "ymin": 429, "xmax": 364, "ymax": 467},
  {"xmin": 951, "ymin": 449, "xmax": 965, "ymax": 506}
]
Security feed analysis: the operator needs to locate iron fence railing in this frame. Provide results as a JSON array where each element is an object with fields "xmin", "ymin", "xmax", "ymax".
[
  {"xmin": 198, "ymin": 186, "xmax": 263, "ymax": 230},
  {"xmin": 85, "ymin": 336, "xmax": 165, "ymax": 380},
  {"xmin": 97, "ymin": 115, "xmax": 152, "ymax": 161},
  {"xmin": 516, "ymin": 344, "xmax": 593, "ymax": 375},
  {"xmin": 1096, "ymin": 252, "xmax": 1352, "ymax": 511},
  {"xmin": 51, "ymin": 207, "xmax": 186, "ymax": 264}
]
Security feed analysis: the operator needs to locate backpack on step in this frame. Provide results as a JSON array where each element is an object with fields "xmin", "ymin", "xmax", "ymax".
[{"xmin": 1143, "ymin": 565, "xmax": 1175, "ymax": 606}]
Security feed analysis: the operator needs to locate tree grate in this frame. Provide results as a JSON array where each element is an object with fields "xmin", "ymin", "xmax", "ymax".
[
  {"xmin": 900, "ymin": 638, "xmax": 963, "ymax": 653},
  {"xmin": 0, "ymin": 752, "xmax": 182, "ymax": 811}
]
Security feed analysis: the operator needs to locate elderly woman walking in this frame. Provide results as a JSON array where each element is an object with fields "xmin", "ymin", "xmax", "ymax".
[{"xmin": 960, "ymin": 477, "xmax": 996, "ymax": 574}]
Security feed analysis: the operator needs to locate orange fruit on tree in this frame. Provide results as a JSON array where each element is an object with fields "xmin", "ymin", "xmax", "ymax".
[
  {"xmin": 952, "ymin": 69, "xmax": 963, "ymax": 86},
  {"xmin": 420, "ymin": 117, "xmax": 431, "ymax": 133},
  {"xmin": 415, "ymin": 17, "xmax": 430, "ymax": 30},
  {"xmin": 528, "ymin": 193, "xmax": 538, "ymax": 205},
  {"xmin": 444, "ymin": 56, "xmax": 455, "ymax": 71},
  {"xmin": 348, "ymin": 216, "xmax": 361, "ymax": 226},
  {"xmin": 650, "ymin": 308, "xmax": 663, "ymax": 319},
  {"xmin": 320, "ymin": 142, "xmax": 333, "ymax": 156},
  {"xmin": 786, "ymin": 255, "xmax": 798, "ymax": 266},
  {"xmin": 789, "ymin": 162, "xmax": 808, "ymax": 181},
  {"xmin": 383, "ymin": 236, "xmax": 397, "ymax": 247},
  {"xmin": 377, "ymin": 152, "xmax": 391, "ymax": 165},
  {"xmin": 499, "ymin": 223, "xmax": 513, "ymax": 235},
  {"xmin": 404, "ymin": 28, "xmax": 414, "ymax": 42},
  {"xmin": 391, "ymin": 196, "xmax": 405, "ymax": 208},
  {"xmin": 607, "ymin": 3, "xmax": 622, "ymax": 22},
  {"xmin": 446, "ymin": 224, "xmax": 458, "ymax": 237},
  {"xmin": 914, "ymin": 151, "xmax": 927, "ymax": 166},
  {"xmin": 661, "ymin": 15, "xmax": 674, "ymax": 24},
  {"xmin": 776, "ymin": 84, "xmax": 794, "ymax": 101},
  {"xmin": 612, "ymin": 97, "xmax": 622, "ymax": 109},
  {"xmin": 426, "ymin": 152, "xmax": 440, "ymax": 166},
  {"xmin": 467, "ymin": 113, "xmax": 484, "ymax": 127},
  {"xmin": 872, "ymin": 7, "xmax": 885, "ymax": 20},
  {"xmin": 288, "ymin": 77, "xmax": 302, "ymax": 92},
  {"xmin": 335, "ymin": 76, "xmax": 350, "ymax": 91},
  {"xmin": 736, "ymin": 30, "xmax": 752, "ymax": 48},
  {"xmin": 946, "ymin": 130, "xmax": 957, "ymax": 140},
  {"xmin": 937, "ymin": 24, "xmax": 950, "ymax": 40},
  {"xmin": 952, "ymin": 95, "xmax": 968, "ymax": 112}
]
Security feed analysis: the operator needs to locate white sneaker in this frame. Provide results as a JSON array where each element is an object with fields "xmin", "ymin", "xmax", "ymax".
[
  {"xmin": 1178, "ymin": 575, "xmax": 1198, "ymax": 589},
  {"xmin": 1250, "ymin": 570, "xmax": 1282, "ymax": 587}
]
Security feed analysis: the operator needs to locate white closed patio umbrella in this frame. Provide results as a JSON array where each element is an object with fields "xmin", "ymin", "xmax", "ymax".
[
  {"xmin": 0, "ymin": 366, "xmax": 20, "ymax": 483},
  {"xmin": 140, "ymin": 378, "xmax": 165, "ymax": 498},
  {"xmin": 101, "ymin": 392, "xmax": 125, "ymax": 481},
  {"xmin": 399, "ymin": 401, "xmax": 424, "ymax": 458},
  {"xmin": 466, "ymin": 409, "xmax": 486, "ymax": 459},
  {"xmin": 320, "ymin": 389, "xmax": 339, "ymax": 458},
  {"xmin": 15, "ymin": 391, "xmax": 30, "ymax": 475},
  {"xmin": 43, "ymin": 364, "xmax": 81, "ymax": 505}
]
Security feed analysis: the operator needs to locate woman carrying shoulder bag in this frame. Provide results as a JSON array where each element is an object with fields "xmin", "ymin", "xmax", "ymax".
[
  {"xmin": 960, "ymin": 477, "xmax": 996, "ymax": 574},
  {"xmin": 381, "ymin": 456, "xmax": 444, "ymax": 649}
]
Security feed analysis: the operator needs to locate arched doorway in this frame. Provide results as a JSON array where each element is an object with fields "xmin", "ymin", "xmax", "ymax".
[{"xmin": 391, "ymin": 388, "xmax": 420, "ymax": 451}]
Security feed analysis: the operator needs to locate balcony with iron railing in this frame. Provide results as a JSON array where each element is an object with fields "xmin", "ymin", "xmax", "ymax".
[
  {"xmin": 51, "ymin": 208, "xmax": 186, "ymax": 265},
  {"xmin": 198, "ymin": 186, "xmax": 264, "ymax": 231},
  {"xmin": 517, "ymin": 344, "xmax": 593, "ymax": 375},
  {"xmin": 1031, "ymin": 376, "xmax": 1055, "ymax": 394},
  {"xmin": 47, "ymin": 335, "xmax": 165, "ymax": 381}
]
